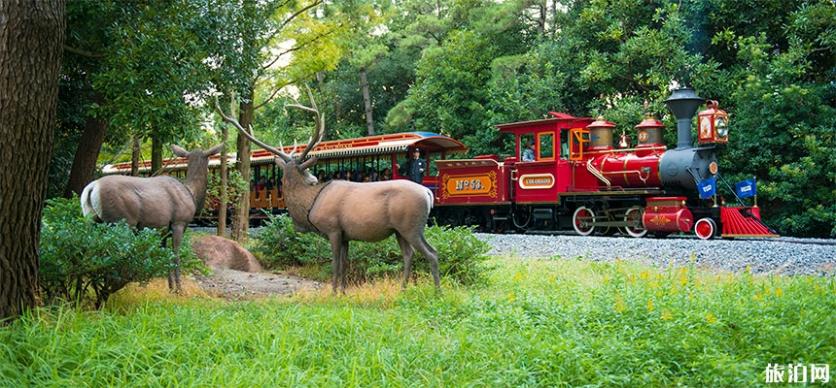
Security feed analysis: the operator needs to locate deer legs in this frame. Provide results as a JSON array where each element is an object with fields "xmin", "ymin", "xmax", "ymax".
[
  {"xmin": 328, "ymin": 233, "xmax": 352, "ymax": 294},
  {"xmin": 397, "ymin": 232, "xmax": 441, "ymax": 290},
  {"xmin": 420, "ymin": 235, "xmax": 441, "ymax": 289},
  {"xmin": 329, "ymin": 234, "xmax": 343, "ymax": 294},
  {"xmin": 328, "ymin": 231, "xmax": 440, "ymax": 293},
  {"xmin": 170, "ymin": 223, "xmax": 186, "ymax": 294},
  {"xmin": 396, "ymin": 235, "xmax": 415, "ymax": 289},
  {"xmin": 162, "ymin": 230, "xmax": 175, "ymax": 291},
  {"xmin": 340, "ymin": 240, "xmax": 349, "ymax": 292}
]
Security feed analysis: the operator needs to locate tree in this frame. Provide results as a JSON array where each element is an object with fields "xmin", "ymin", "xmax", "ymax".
[
  {"xmin": 345, "ymin": 2, "xmax": 389, "ymax": 135},
  {"xmin": 209, "ymin": 0, "xmax": 345, "ymax": 241},
  {"xmin": 0, "ymin": 0, "xmax": 65, "ymax": 320},
  {"xmin": 387, "ymin": 1, "xmax": 531, "ymax": 154},
  {"xmin": 60, "ymin": 1, "xmax": 114, "ymax": 197}
]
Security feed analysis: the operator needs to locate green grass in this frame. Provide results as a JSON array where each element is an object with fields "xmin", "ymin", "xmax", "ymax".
[{"xmin": 0, "ymin": 258, "xmax": 833, "ymax": 386}]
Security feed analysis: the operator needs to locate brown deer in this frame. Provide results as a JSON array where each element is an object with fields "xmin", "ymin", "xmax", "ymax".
[
  {"xmin": 80, "ymin": 144, "xmax": 222, "ymax": 292},
  {"xmin": 215, "ymin": 93, "xmax": 440, "ymax": 293}
]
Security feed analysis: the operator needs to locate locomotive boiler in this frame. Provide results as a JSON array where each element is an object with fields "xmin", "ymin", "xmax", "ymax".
[{"xmin": 586, "ymin": 88, "xmax": 720, "ymax": 194}]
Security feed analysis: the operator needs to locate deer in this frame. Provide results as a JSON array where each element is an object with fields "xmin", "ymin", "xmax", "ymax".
[
  {"xmin": 215, "ymin": 91, "xmax": 441, "ymax": 294},
  {"xmin": 80, "ymin": 144, "xmax": 223, "ymax": 293}
]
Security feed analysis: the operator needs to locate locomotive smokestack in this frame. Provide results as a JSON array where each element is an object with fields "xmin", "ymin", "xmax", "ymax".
[{"xmin": 665, "ymin": 87, "xmax": 704, "ymax": 150}]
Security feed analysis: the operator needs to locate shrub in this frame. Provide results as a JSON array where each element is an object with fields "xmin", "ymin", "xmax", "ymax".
[
  {"xmin": 253, "ymin": 214, "xmax": 491, "ymax": 285},
  {"xmin": 39, "ymin": 197, "xmax": 202, "ymax": 307}
]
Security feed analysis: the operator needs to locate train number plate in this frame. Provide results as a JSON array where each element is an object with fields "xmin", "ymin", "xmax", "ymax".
[{"xmin": 443, "ymin": 173, "xmax": 495, "ymax": 197}]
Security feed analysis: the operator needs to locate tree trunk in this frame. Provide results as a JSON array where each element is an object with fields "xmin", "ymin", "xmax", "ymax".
[
  {"xmin": 359, "ymin": 67, "xmax": 374, "ymax": 135},
  {"xmin": 537, "ymin": 1, "xmax": 546, "ymax": 36},
  {"xmin": 63, "ymin": 104, "xmax": 107, "ymax": 197},
  {"xmin": 130, "ymin": 134, "xmax": 141, "ymax": 176},
  {"xmin": 0, "ymin": 0, "xmax": 65, "ymax": 321},
  {"xmin": 232, "ymin": 90, "xmax": 254, "ymax": 241},
  {"xmin": 151, "ymin": 133, "xmax": 162, "ymax": 175},
  {"xmin": 217, "ymin": 125, "xmax": 228, "ymax": 237}
]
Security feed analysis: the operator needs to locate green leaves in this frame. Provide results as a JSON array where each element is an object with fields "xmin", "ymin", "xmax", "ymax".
[
  {"xmin": 252, "ymin": 214, "xmax": 491, "ymax": 285},
  {"xmin": 39, "ymin": 197, "xmax": 202, "ymax": 307}
]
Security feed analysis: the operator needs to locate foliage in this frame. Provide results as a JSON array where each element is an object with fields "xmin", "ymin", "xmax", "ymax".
[
  {"xmin": 253, "ymin": 214, "xmax": 491, "ymax": 285},
  {"xmin": 0, "ymin": 259, "xmax": 832, "ymax": 385},
  {"xmin": 204, "ymin": 168, "xmax": 248, "ymax": 213},
  {"xmin": 710, "ymin": 2, "xmax": 836, "ymax": 237},
  {"xmin": 39, "ymin": 197, "xmax": 202, "ymax": 308}
]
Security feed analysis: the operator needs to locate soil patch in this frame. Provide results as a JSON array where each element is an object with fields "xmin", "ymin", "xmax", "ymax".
[{"xmin": 194, "ymin": 269, "xmax": 323, "ymax": 299}]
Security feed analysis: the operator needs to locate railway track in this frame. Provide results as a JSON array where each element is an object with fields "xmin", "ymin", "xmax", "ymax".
[{"xmin": 517, "ymin": 230, "xmax": 836, "ymax": 246}]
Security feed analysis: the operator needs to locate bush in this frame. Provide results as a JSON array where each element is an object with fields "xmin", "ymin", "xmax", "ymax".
[
  {"xmin": 253, "ymin": 214, "xmax": 491, "ymax": 285},
  {"xmin": 39, "ymin": 197, "xmax": 201, "ymax": 307}
]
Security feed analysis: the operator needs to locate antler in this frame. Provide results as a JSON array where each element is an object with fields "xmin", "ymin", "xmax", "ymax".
[
  {"xmin": 214, "ymin": 99, "xmax": 292, "ymax": 163},
  {"xmin": 286, "ymin": 85, "xmax": 325, "ymax": 161}
]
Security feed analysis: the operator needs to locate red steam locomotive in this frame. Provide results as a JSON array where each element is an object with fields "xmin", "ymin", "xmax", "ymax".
[{"xmin": 432, "ymin": 87, "xmax": 777, "ymax": 240}]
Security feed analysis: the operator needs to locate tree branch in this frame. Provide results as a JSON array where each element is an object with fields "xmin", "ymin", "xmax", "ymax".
[
  {"xmin": 214, "ymin": 99, "xmax": 291, "ymax": 162},
  {"xmin": 253, "ymin": 79, "xmax": 296, "ymax": 110},
  {"xmin": 261, "ymin": 27, "xmax": 339, "ymax": 70},
  {"xmin": 63, "ymin": 44, "xmax": 104, "ymax": 58},
  {"xmin": 278, "ymin": 0, "xmax": 323, "ymax": 31}
]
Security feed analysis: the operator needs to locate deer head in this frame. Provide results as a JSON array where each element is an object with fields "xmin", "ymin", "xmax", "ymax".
[
  {"xmin": 169, "ymin": 143, "xmax": 223, "ymax": 211},
  {"xmin": 171, "ymin": 143, "xmax": 224, "ymax": 171},
  {"xmin": 214, "ymin": 87, "xmax": 324, "ymax": 189}
]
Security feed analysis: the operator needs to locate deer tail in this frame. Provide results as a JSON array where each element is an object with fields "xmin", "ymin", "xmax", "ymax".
[
  {"xmin": 80, "ymin": 181, "xmax": 102, "ymax": 219},
  {"xmin": 423, "ymin": 187, "xmax": 434, "ymax": 212}
]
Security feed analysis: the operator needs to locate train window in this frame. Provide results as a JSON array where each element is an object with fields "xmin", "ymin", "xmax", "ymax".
[
  {"xmin": 560, "ymin": 130, "xmax": 569, "ymax": 160},
  {"xmin": 538, "ymin": 132, "xmax": 555, "ymax": 160},
  {"xmin": 520, "ymin": 134, "xmax": 535, "ymax": 161}
]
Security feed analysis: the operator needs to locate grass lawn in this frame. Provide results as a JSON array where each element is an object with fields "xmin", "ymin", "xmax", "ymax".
[{"xmin": 1, "ymin": 257, "xmax": 833, "ymax": 386}]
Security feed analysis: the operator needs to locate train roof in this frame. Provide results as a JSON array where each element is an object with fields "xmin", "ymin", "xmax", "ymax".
[
  {"xmin": 496, "ymin": 112, "xmax": 594, "ymax": 133},
  {"xmin": 102, "ymin": 131, "xmax": 467, "ymax": 174}
]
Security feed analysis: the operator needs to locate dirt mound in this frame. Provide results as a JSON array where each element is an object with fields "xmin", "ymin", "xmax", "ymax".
[
  {"xmin": 192, "ymin": 235, "xmax": 262, "ymax": 272},
  {"xmin": 194, "ymin": 269, "xmax": 322, "ymax": 299}
]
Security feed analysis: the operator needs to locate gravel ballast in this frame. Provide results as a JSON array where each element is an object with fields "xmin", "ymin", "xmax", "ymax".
[{"xmin": 476, "ymin": 233, "xmax": 836, "ymax": 276}]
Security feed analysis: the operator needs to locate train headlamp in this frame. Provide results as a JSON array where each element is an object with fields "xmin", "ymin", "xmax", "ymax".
[{"xmin": 715, "ymin": 117, "xmax": 728, "ymax": 138}]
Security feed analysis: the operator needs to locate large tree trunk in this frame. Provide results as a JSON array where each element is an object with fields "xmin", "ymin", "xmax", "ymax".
[
  {"xmin": 550, "ymin": 0, "xmax": 558, "ymax": 35},
  {"xmin": 130, "ymin": 134, "xmax": 141, "ymax": 176},
  {"xmin": 217, "ymin": 125, "xmax": 228, "ymax": 237},
  {"xmin": 0, "ymin": 0, "xmax": 65, "ymax": 321},
  {"xmin": 63, "ymin": 102, "xmax": 107, "ymax": 197},
  {"xmin": 151, "ymin": 133, "xmax": 162, "ymax": 175},
  {"xmin": 359, "ymin": 67, "xmax": 374, "ymax": 135},
  {"xmin": 232, "ymin": 90, "xmax": 253, "ymax": 241}
]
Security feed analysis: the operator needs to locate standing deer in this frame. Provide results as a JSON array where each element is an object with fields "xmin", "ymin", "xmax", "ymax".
[
  {"xmin": 215, "ymin": 93, "xmax": 440, "ymax": 293},
  {"xmin": 80, "ymin": 144, "xmax": 223, "ymax": 293}
]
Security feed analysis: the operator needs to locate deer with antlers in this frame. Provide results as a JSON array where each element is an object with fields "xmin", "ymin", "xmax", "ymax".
[
  {"xmin": 80, "ymin": 144, "xmax": 223, "ymax": 293},
  {"xmin": 215, "ymin": 91, "xmax": 440, "ymax": 293}
]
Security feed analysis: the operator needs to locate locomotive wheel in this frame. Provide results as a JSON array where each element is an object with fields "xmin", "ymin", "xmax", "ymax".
[
  {"xmin": 623, "ymin": 206, "xmax": 648, "ymax": 238},
  {"xmin": 596, "ymin": 213, "xmax": 617, "ymax": 236},
  {"xmin": 511, "ymin": 206, "xmax": 531, "ymax": 230},
  {"xmin": 572, "ymin": 206, "xmax": 596, "ymax": 236},
  {"xmin": 694, "ymin": 217, "xmax": 717, "ymax": 240}
]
